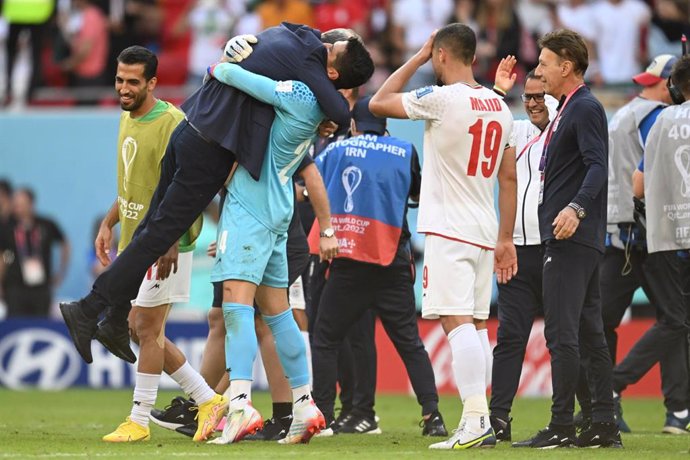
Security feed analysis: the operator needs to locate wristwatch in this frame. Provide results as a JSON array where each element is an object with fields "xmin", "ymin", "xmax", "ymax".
[
  {"xmin": 320, "ymin": 228, "xmax": 335, "ymax": 238},
  {"xmin": 302, "ymin": 188, "xmax": 310, "ymax": 202},
  {"xmin": 567, "ymin": 202, "xmax": 587, "ymax": 220}
]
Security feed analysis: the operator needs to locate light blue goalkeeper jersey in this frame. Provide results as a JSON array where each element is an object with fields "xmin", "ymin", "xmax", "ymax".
[{"xmin": 211, "ymin": 63, "xmax": 324, "ymax": 233}]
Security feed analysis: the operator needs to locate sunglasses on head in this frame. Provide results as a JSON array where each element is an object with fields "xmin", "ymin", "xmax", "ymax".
[{"xmin": 521, "ymin": 92, "xmax": 546, "ymax": 103}]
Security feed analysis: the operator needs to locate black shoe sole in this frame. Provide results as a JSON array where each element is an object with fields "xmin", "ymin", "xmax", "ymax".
[
  {"xmin": 94, "ymin": 324, "xmax": 137, "ymax": 364},
  {"xmin": 423, "ymin": 428, "xmax": 449, "ymax": 437},
  {"xmin": 59, "ymin": 303, "xmax": 95, "ymax": 364}
]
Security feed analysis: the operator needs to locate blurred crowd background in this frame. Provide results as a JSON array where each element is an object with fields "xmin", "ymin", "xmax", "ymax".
[
  {"xmin": 2, "ymin": 0, "xmax": 687, "ymax": 319},
  {"xmin": 1, "ymin": 0, "xmax": 689, "ymax": 108}
]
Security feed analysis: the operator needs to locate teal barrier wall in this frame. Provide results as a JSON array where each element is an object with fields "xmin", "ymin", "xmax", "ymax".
[{"xmin": 0, "ymin": 112, "xmax": 428, "ymax": 307}]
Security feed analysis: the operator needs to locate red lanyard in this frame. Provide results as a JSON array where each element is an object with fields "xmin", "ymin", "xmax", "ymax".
[
  {"xmin": 14, "ymin": 225, "xmax": 41, "ymax": 258},
  {"xmin": 516, "ymin": 129, "xmax": 546, "ymax": 162},
  {"xmin": 539, "ymin": 83, "xmax": 585, "ymax": 170}
]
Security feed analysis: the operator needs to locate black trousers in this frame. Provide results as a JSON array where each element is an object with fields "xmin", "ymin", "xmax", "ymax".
[
  {"xmin": 542, "ymin": 240, "xmax": 614, "ymax": 426},
  {"xmin": 312, "ymin": 253, "xmax": 439, "ymax": 422},
  {"xmin": 489, "ymin": 245, "xmax": 543, "ymax": 420},
  {"xmin": 6, "ymin": 23, "xmax": 46, "ymax": 101},
  {"xmin": 612, "ymin": 251, "xmax": 689, "ymax": 412},
  {"xmin": 5, "ymin": 285, "xmax": 51, "ymax": 317},
  {"xmin": 307, "ymin": 257, "xmax": 377, "ymax": 417},
  {"xmin": 91, "ymin": 122, "xmax": 236, "ymax": 310},
  {"xmin": 600, "ymin": 245, "xmax": 651, "ymax": 364}
]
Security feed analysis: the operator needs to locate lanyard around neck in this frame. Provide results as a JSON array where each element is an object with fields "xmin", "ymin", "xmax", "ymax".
[{"xmin": 539, "ymin": 83, "xmax": 586, "ymax": 171}]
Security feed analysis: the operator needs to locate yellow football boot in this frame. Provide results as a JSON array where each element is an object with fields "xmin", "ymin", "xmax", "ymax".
[
  {"xmin": 194, "ymin": 394, "xmax": 229, "ymax": 442},
  {"xmin": 102, "ymin": 417, "xmax": 151, "ymax": 442}
]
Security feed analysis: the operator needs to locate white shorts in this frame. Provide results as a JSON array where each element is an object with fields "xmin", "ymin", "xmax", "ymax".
[
  {"xmin": 421, "ymin": 234, "xmax": 493, "ymax": 320},
  {"xmin": 289, "ymin": 275, "xmax": 306, "ymax": 311},
  {"xmin": 133, "ymin": 251, "xmax": 194, "ymax": 307}
]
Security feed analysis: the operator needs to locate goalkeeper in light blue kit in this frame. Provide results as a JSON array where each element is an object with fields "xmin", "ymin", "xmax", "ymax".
[{"xmin": 205, "ymin": 53, "xmax": 336, "ymax": 445}]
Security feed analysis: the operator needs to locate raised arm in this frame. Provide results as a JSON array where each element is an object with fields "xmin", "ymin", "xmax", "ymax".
[
  {"xmin": 369, "ymin": 32, "xmax": 435, "ymax": 119},
  {"xmin": 209, "ymin": 63, "xmax": 279, "ymax": 107}
]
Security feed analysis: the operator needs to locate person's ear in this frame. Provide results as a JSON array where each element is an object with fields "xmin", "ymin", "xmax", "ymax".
[
  {"xmin": 561, "ymin": 60, "xmax": 572, "ymax": 77},
  {"xmin": 147, "ymin": 76, "xmax": 158, "ymax": 92},
  {"xmin": 327, "ymin": 67, "xmax": 340, "ymax": 81}
]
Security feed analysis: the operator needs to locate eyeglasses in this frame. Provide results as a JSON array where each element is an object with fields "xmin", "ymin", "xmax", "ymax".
[{"xmin": 521, "ymin": 93, "xmax": 546, "ymax": 103}]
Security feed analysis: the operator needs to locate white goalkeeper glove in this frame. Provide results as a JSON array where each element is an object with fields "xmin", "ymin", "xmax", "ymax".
[{"xmin": 223, "ymin": 34, "xmax": 258, "ymax": 63}]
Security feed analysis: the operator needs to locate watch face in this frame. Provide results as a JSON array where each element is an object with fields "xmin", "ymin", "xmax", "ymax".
[
  {"xmin": 323, "ymin": 228, "xmax": 334, "ymax": 237},
  {"xmin": 577, "ymin": 209, "xmax": 586, "ymax": 219}
]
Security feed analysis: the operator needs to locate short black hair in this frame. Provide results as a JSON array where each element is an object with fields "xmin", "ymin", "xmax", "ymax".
[
  {"xmin": 332, "ymin": 37, "xmax": 374, "ymax": 90},
  {"xmin": 322, "ymin": 28, "xmax": 356, "ymax": 44},
  {"xmin": 671, "ymin": 55, "xmax": 690, "ymax": 97},
  {"xmin": 526, "ymin": 69, "xmax": 538, "ymax": 80},
  {"xmin": 538, "ymin": 29, "xmax": 589, "ymax": 76},
  {"xmin": 433, "ymin": 23, "xmax": 476, "ymax": 66},
  {"xmin": 117, "ymin": 45, "xmax": 158, "ymax": 81},
  {"xmin": 0, "ymin": 179, "xmax": 12, "ymax": 197},
  {"xmin": 16, "ymin": 187, "xmax": 35, "ymax": 204}
]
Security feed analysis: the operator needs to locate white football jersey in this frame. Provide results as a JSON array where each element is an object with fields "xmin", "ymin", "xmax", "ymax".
[{"xmin": 402, "ymin": 83, "xmax": 513, "ymax": 249}]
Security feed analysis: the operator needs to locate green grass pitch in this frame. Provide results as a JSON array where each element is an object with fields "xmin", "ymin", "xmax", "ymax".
[{"xmin": 0, "ymin": 390, "xmax": 688, "ymax": 458}]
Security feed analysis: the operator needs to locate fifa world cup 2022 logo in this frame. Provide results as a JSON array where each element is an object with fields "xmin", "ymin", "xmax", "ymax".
[
  {"xmin": 341, "ymin": 166, "xmax": 362, "ymax": 213},
  {"xmin": 675, "ymin": 145, "xmax": 690, "ymax": 198},
  {"xmin": 121, "ymin": 137, "xmax": 138, "ymax": 192}
]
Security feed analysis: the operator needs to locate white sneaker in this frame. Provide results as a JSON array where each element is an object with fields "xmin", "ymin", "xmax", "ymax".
[
  {"xmin": 278, "ymin": 399, "xmax": 326, "ymax": 444},
  {"xmin": 314, "ymin": 427, "xmax": 334, "ymax": 438},
  {"xmin": 429, "ymin": 416, "xmax": 496, "ymax": 450},
  {"xmin": 207, "ymin": 404, "xmax": 262, "ymax": 444}
]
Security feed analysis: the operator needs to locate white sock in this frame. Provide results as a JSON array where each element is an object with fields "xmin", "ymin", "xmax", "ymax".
[
  {"xmin": 673, "ymin": 409, "xmax": 689, "ymax": 419},
  {"xmin": 448, "ymin": 324, "xmax": 488, "ymax": 417},
  {"xmin": 292, "ymin": 384, "xmax": 312, "ymax": 409},
  {"xmin": 477, "ymin": 328, "xmax": 492, "ymax": 389},
  {"xmin": 228, "ymin": 379, "xmax": 252, "ymax": 411},
  {"xmin": 130, "ymin": 372, "xmax": 161, "ymax": 427},
  {"xmin": 169, "ymin": 361, "xmax": 215, "ymax": 405},
  {"xmin": 301, "ymin": 331, "xmax": 312, "ymax": 388}
]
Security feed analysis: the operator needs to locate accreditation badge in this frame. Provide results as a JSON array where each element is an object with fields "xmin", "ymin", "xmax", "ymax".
[
  {"xmin": 538, "ymin": 171, "xmax": 545, "ymax": 205},
  {"xmin": 21, "ymin": 257, "xmax": 46, "ymax": 286}
]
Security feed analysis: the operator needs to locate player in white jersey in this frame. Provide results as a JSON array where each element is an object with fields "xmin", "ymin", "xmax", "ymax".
[{"xmin": 370, "ymin": 23, "xmax": 518, "ymax": 449}]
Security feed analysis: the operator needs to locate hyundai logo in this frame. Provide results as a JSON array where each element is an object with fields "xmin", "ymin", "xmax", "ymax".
[{"xmin": 0, "ymin": 329, "xmax": 81, "ymax": 389}]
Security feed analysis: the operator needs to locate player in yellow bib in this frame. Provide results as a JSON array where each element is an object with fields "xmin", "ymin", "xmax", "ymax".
[{"xmin": 93, "ymin": 46, "xmax": 227, "ymax": 443}]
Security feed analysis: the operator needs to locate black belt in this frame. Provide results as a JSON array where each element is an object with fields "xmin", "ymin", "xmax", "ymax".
[{"xmin": 185, "ymin": 117, "xmax": 221, "ymax": 148}]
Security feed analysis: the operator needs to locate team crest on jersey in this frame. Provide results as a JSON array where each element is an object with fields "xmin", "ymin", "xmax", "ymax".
[
  {"xmin": 276, "ymin": 81, "xmax": 293, "ymax": 93},
  {"xmin": 416, "ymin": 86, "xmax": 434, "ymax": 99}
]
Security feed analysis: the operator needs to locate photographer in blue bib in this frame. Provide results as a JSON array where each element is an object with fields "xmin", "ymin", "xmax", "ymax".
[{"xmin": 309, "ymin": 96, "xmax": 446, "ymax": 436}]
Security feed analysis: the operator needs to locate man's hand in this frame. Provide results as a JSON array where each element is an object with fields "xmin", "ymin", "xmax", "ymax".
[
  {"xmin": 156, "ymin": 243, "xmax": 179, "ymax": 280},
  {"xmin": 95, "ymin": 225, "xmax": 113, "ymax": 267},
  {"xmin": 318, "ymin": 120, "xmax": 338, "ymax": 138},
  {"xmin": 553, "ymin": 206, "xmax": 580, "ymax": 240},
  {"xmin": 495, "ymin": 55, "xmax": 518, "ymax": 94},
  {"xmin": 319, "ymin": 235, "xmax": 339, "ymax": 262},
  {"xmin": 207, "ymin": 241, "xmax": 217, "ymax": 258},
  {"xmin": 224, "ymin": 34, "xmax": 258, "ymax": 63},
  {"xmin": 494, "ymin": 239, "xmax": 518, "ymax": 284}
]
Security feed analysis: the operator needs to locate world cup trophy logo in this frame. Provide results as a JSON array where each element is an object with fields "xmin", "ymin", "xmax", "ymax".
[
  {"xmin": 341, "ymin": 166, "xmax": 362, "ymax": 213},
  {"xmin": 121, "ymin": 136, "xmax": 138, "ymax": 192},
  {"xmin": 674, "ymin": 145, "xmax": 690, "ymax": 198}
]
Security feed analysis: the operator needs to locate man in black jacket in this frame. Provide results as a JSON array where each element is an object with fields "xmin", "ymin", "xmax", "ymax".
[
  {"xmin": 60, "ymin": 23, "xmax": 374, "ymax": 365},
  {"xmin": 513, "ymin": 29, "xmax": 620, "ymax": 449}
]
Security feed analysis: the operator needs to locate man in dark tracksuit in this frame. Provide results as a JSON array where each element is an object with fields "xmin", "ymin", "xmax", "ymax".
[
  {"xmin": 60, "ymin": 23, "xmax": 374, "ymax": 364},
  {"xmin": 310, "ymin": 97, "xmax": 446, "ymax": 436},
  {"xmin": 514, "ymin": 30, "xmax": 620, "ymax": 449},
  {"xmin": 574, "ymin": 54, "xmax": 677, "ymax": 433}
]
